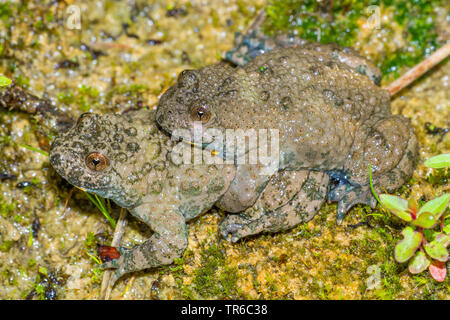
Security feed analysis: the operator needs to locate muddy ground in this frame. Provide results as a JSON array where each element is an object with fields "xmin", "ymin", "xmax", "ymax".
[{"xmin": 0, "ymin": 0, "xmax": 448, "ymax": 299}]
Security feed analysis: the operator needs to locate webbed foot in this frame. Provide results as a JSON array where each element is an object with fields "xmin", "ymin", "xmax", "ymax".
[
  {"xmin": 328, "ymin": 183, "xmax": 377, "ymax": 224},
  {"xmin": 219, "ymin": 214, "xmax": 253, "ymax": 243},
  {"xmin": 100, "ymin": 247, "xmax": 132, "ymax": 287}
]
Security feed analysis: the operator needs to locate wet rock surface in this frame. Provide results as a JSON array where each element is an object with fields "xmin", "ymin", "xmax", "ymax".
[{"xmin": 0, "ymin": 0, "xmax": 448, "ymax": 299}]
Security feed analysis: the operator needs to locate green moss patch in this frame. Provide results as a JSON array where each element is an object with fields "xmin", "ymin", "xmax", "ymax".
[{"xmin": 263, "ymin": 0, "xmax": 445, "ymax": 81}]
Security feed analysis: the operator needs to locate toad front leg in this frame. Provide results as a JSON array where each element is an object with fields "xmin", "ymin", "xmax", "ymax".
[{"xmin": 101, "ymin": 203, "xmax": 187, "ymax": 286}]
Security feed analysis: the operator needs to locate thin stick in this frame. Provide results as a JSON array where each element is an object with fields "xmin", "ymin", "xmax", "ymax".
[
  {"xmin": 100, "ymin": 208, "xmax": 128, "ymax": 300},
  {"xmin": 385, "ymin": 42, "xmax": 450, "ymax": 96},
  {"xmin": 61, "ymin": 188, "xmax": 74, "ymax": 216},
  {"xmin": 244, "ymin": 8, "xmax": 267, "ymax": 34}
]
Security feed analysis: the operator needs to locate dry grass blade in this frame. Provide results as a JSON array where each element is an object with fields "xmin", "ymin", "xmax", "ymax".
[
  {"xmin": 385, "ymin": 42, "xmax": 450, "ymax": 96},
  {"xmin": 100, "ymin": 208, "xmax": 128, "ymax": 300}
]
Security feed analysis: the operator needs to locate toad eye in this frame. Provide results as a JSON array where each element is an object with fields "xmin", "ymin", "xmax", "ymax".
[
  {"xmin": 190, "ymin": 105, "xmax": 211, "ymax": 124},
  {"xmin": 85, "ymin": 152, "xmax": 109, "ymax": 172}
]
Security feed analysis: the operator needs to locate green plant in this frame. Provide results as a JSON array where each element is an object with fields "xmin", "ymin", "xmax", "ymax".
[
  {"xmin": 263, "ymin": 0, "xmax": 444, "ymax": 80},
  {"xmin": 424, "ymin": 154, "xmax": 450, "ymax": 169},
  {"xmin": 84, "ymin": 192, "xmax": 116, "ymax": 228},
  {"xmin": 0, "ymin": 75, "xmax": 11, "ymax": 87},
  {"xmin": 371, "ymin": 155, "xmax": 450, "ymax": 282},
  {"xmin": 380, "ymin": 194, "xmax": 449, "ymax": 282}
]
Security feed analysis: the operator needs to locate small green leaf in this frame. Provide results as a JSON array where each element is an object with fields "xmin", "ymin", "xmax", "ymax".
[
  {"xmin": 418, "ymin": 193, "xmax": 450, "ymax": 219},
  {"xmin": 380, "ymin": 194, "xmax": 411, "ymax": 222},
  {"xmin": 424, "ymin": 154, "xmax": 450, "ymax": 169},
  {"xmin": 38, "ymin": 266, "xmax": 48, "ymax": 276},
  {"xmin": 434, "ymin": 233, "xmax": 450, "ymax": 247},
  {"xmin": 412, "ymin": 212, "xmax": 438, "ymax": 229},
  {"xmin": 444, "ymin": 224, "xmax": 450, "ymax": 235},
  {"xmin": 0, "ymin": 75, "xmax": 12, "ymax": 87},
  {"xmin": 408, "ymin": 251, "xmax": 430, "ymax": 274},
  {"xmin": 394, "ymin": 227, "xmax": 422, "ymax": 263},
  {"xmin": 27, "ymin": 225, "xmax": 33, "ymax": 248},
  {"xmin": 424, "ymin": 238, "xmax": 448, "ymax": 262}
]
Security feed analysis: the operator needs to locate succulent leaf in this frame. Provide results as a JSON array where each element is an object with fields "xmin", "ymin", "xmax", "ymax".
[
  {"xmin": 434, "ymin": 233, "xmax": 450, "ymax": 247},
  {"xmin": 424, "ymin": 154, "xmax": 450, "ymax": 169},
  {"xmin": 0, "ymin": 75, "xmax": 12, "ymax": 87},
  {"xmin": 429, "ymin": 260, "xmax": 447, "ymax": 282},
  {"xmin": 394, "ymin": 227, "xmax": 422, "ymax": 263},
  {"xmin": 424, "ymin": 239, "xmax": 448, "ymax": 262},
  {"xmin": 408, "ymin": 251, "xmax": 430, "ymax": 274},
  {"xmin": 380, "ymin": 194, "xmax": 411, "ymax": 222},
  {"xmin": 411, "ymin": 212, "xmax": 438, "ymax": 229},
  {"xmin": 418, "ymin": 194, "xmax": 450, "ymax": 219},
  {"xmin": 444, "ymin": 224, "xmax": 450, "ymax": 235}
]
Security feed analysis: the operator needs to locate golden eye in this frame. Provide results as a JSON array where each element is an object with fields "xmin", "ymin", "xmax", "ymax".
[
  {"xmin": 85, "ymin": 152, "xmax": 109, "ymax": 172},
  {"xmin": 191, "ymin": 105, "xmax": 211, "ymax": 124}
]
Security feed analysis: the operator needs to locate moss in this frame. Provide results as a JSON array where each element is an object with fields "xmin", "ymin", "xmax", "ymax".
[
  {"xmin": 84, "ymin": 232, "xmax": 97, "ymax": 250},
  {"xmin": 90, "ymin": 268, "xmax": 103, "ymax": 284},
  {"xmin": 14, "ymin": 73, "xmax": 30, "ymax": 88},
  {"xmin": 110, "ymin": 84, "xmax": 148, "ymax": 97},
  {"xmin": 263, "ymin": 0, "xmax": 445, "ymax": 80},
  {"xmin": 219, "ymin": 265, "xmax": 240, "ymax": 297},
  {"xmin": 264, "ymin": 0, "xmax": 364, "ymax": 46},
  {"xmin": 0, "ymin": 195, "xmax": 15, "ymax": 218},
  {"xmin": 426, "ymin": 168, "xmax": 449, "ymax": 186},
  {"xmin": 0, "ymin": 1, "xmax": 12, "ymax": 28},
  {"xmin": 0, "ymin": 240, "xmax": 13, "ymax": 252},
  {"xmin": 169, "ymin": 257, "xmax": 185, "ymax": 272},
  {"xmin": 78, "ymin": 85, "xmax": 99, "ymax": 99},
  {"xmin": 236, "ymin": 0, "xmax": 251, "ymax": 16},
  {"xmin": 210, "ymin": 8, "xmax": 221, "ymax": 28},
  {"xmin": 191, "ymin": 242, "xmax": 239, "ymax": 298},
  {"xmin": 28, "ymin": 258, "xmax": 36, "ymax": 268},
  {"xmin": 295, "ymin": 223, "xmax": 313, "ymax": 239},
  {"xmin": 379, "ymin": 259, "xmax": 403, "ymax": 297},
  {"xmin": 57, "ymin": 91, "xmax": 75, "ymax": 105},
  {"xmin": 2, "ymin": 269, "xmax": 17, "ymax": 286}
]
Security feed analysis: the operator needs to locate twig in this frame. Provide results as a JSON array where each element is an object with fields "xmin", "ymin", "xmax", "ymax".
[
  {"xmin": 385, "ymin": 42, "xmax": 450, "ymax": 96},
  {"xmin": 62, "ymin": 188, "xmax": 74, "ymax": 216},
  {"xmin": 100, "ymin": 208, "xmax": 128, "ymax": 300},
  {"xmin": 91, "ymin": 42, "xmax": 133, "ymax": 51},
  {"xmin": 244, "ymin": 8, "xmax": 267, "ymax": 34}
]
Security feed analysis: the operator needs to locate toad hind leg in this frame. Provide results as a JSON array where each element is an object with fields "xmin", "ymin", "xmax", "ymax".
[
  {"xmin": 220, "ymin": 171, "xmax": 329, "ymax": 242},
  {"xmin": 329, "ymin": 115, "xmax": 418, "ymax": 223},
  {"xmin": 101, "ymin": 204, "xmax": 188, "ymax": 286}
]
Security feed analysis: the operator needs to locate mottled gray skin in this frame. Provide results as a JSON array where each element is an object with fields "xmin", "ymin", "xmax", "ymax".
[
  {"xmin": 49, "ymin": 109, "xmax": 328, "ymax": 284},
  {"xmin": 49, "ymin": 109, "xmax": 236, "ymax": 284},
  {"xmin": 156, "ymin": 45, "xmax": 419, "ymax": 222}
]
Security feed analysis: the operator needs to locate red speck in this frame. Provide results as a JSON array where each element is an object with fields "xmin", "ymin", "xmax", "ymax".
[{"xmin": 97, "ymin": 245, "xmax": 120, "ymax": 262}]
